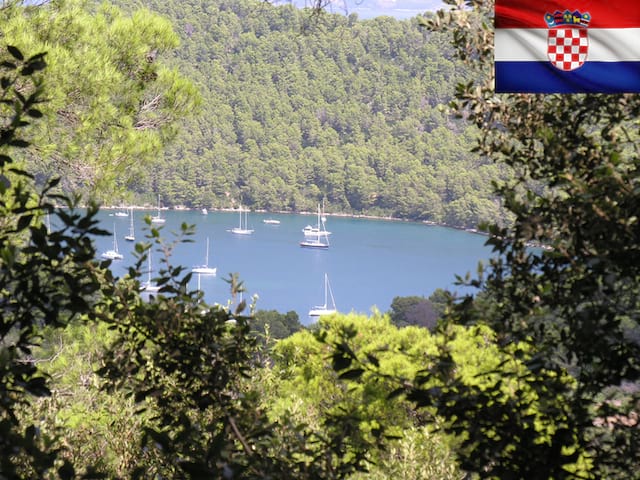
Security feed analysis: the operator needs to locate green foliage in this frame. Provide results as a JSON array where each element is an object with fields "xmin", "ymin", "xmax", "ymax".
[
  {"xmin": 323, "ymin": 314, "xmax": 588, "ymax": 479},
  {"xmin": 388, "ymin": 289, "xmax": 450, "ymax": 329},
  {"xmin": 0, "ymin": 44, "xmax": 106, "ymax": 479},
  {"xmin": 349, "ymin": 426, "xmax": 461, "ymax": 480},
  {"xmin": 2, "ymin": 0, "xmax": 200, "ymax": 201},
  {"xmin": 17, "ymin": 1, "xmax": 640, "ymax": 478},
  {"xmin": 389, "ymin": 295, "xmax": 439, "ymax": 330},
  {"xmin": 251, "ymin": 309, "xmax": 303, "ymax": 344},
  {"xmin": 6, "ymin": 21, "xmax": 452, "ymax": 478},
  {"xmin": 389, "ymin": 0, "xmax": 640, "ymax": 478},
  {"xmin": 24, "ymin": 321, "xmax": 148, "ymax": 478},
  {"xmin": 87, "ymin": 235, "xmax": 407, "ymax": 478},
  {"xmin": 266, "ymin": 313, "xmax": 464, "ymax": 478},
  {"xmin": 95, "ymin": 239, "xmax": 274, "ymax": 477}
]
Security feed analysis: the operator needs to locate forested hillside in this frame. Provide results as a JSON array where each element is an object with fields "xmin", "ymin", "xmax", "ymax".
[
  {"xmin": 5, "ymin": 2, "xmax": 640, "ymax": 478},
  {"xmin": 114, "ymin": 0, "xmax": 509, "ymax": 228}
]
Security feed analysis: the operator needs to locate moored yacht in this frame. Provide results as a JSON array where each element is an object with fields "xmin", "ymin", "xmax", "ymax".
[
  {"xmin": 101, "ymin": 224, "xmax": 124, "ymax": 260},
  {"xmin": 309, "ymin": 273, "xmax": 337, "ymax": 317},
  {"xmin": 230, "ymin": 206, "xmax": 254, "ymax": 235},
  {"xmin": 151, "ymin": 195, "xmax": 166, "ymax": 225},
  {"xmin": 192, "ymin": 237, "xmax": 217, "ymax": 275}
]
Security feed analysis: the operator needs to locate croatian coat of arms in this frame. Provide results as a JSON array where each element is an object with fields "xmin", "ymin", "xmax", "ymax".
[{"xmin": 544, "ymin": 10, "xmax": 591, "ymax": 71}]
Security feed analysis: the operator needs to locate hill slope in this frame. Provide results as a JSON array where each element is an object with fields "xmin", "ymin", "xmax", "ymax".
[{"xmin": 123, "ymin": 0, "xmax": 508, "ymax": 228}]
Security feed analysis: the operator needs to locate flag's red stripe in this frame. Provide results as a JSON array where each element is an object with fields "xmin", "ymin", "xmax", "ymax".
[{"xmin": 496, "ymin": 1, "xmax": 640, "ymax": 28}]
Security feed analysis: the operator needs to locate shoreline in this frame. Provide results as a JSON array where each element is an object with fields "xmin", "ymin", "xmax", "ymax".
[
  {"xmin": 103, "ymin": 205, "xmax": 553, "ymax": 249},
  {"xmin": 102, "ymin": 204, "xmax": 490, "ymax": 237}
]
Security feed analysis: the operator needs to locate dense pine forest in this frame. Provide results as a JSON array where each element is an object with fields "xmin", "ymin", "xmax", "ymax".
[
  {"xmin": 34, "ymin": 0, "xmax": 510, "ymax": 228},
  {"xmin": 141, "ymin": 0, "xmax": 509, "ymax": 227}
]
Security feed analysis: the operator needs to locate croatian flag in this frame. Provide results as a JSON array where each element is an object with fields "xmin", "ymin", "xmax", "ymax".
[{"xmin": 495, "ymin": 1, "xmax": 640, "ymax": 93}]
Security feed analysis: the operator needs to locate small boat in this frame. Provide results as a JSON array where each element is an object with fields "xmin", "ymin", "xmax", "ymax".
[
  {"xmin": 230, "ymin": 205, "xmax": 254, "ymax": 235},
  {"xmin": 142, "ymin": 250, "xmax": 160, "ymax": 294},
  {"xmin": 192, "ymin": 237, "xmax": 217, "ymax": 275},
  {"xmin": 151, "ymin": 195, "xmax": 165, "ymax": 224},
  {"xmin": 201, "ymin": 208, "xmax": 208, "ymax": 215},
  {"xmin": 101, "ymin": 224, "xmax": 124, "ymax": 260},
  {"xmin": 114, "ymin": 210, "xmax": 129, "ymax": 217},
  {"xmin": 300, "ymin": 204, "xmax": 329, "ymax": 249},
  {"xmin": 263, "ymin": 218, "xmax": 280, "ymax": 225},
  {"xmin": 124, "ymin": 208, "xmax": 135, "ymax": 242},
  {"xmin": 309, "ymin": 273, "xmax": 337, "ymax": 317}
]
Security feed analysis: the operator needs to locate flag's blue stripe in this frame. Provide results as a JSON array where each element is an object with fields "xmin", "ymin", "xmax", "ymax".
[{"xmin": 496, "ymin": 61, "xmax": 640, "ymax": 93}]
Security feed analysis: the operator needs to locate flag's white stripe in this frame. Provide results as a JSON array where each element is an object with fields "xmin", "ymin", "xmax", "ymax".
[{"xmin": 495, "ymin": 28, "xmax": 640, "ymax": 62}]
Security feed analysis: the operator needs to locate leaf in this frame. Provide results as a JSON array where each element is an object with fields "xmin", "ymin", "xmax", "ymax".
[
  {"xmin": 25, "ymin": 376, "xmax": 50, "ymax": 397},
  {"xmin": 331, "ymin": 352, "xmax": 352, "ymax": 372},
  {"xmin": 365, "ymin": 353, "xmax": 380, "ymax": 368},
  {"xmin": 27, "ymin": 108, "xmax": 43, "ymax": 118},
  {"xmin": 8, "ymin": 167, "xmax": 34, "ymax": 179},
  {"xmin": 8, "ymin": 139, "xmax": 30, "ymax": 148},
  {"xmin": 338, "ymin": 368, "xmax": 364, "ymax": 380},
  {"xmin": 17, "ymin": 214, "xmax": 33, "ymax": 232},
  {"xmin": 146, "ymin": 428, "xmax": 172, "ymax": 450},
  {"xmin": 26, "ymin": 52, "xmax": 47, "ymax": 63},
  {"xmin": 47, "ymin": 177, "xmax": 61, "ymax": 189},
  {"xmin": 58, "ymin": 460, "xmax": 75, "ymax": 480},
  {"xmin": 7, "ymin": 45, "xmax": 24, "ymax": 61},
  {"xmin": 387, "ymin": 387, "xmax": 407, "ymax": 400},
  {"xmin": 27, "ymin": 59, "xmax": 47, "ymax": 72}
]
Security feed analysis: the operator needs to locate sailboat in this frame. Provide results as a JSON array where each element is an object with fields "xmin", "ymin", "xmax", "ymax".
[
  {"xmin": 101, "ymin": 224, "xmax": 124, "ymax": 260},
  {"xmin": 124, "ymin": 208, "xmax": 135, "ymax": 241},
  {"xmin": 192, "ymin": 237, "xmax": 217, "ymax": 275},
  {"xmin": 309, "ymin": 273, "xmax": 337, "ymax": 317},
  {"xmin": 300, "ymin": 204, "xmax": 329, "ymax": 248},
  {"xmin": 230, "ymin": 205, "xmax": 254, "ymax": 235},
  {"xmin": 151, "ymin": 195, "xmax": 165, "ymax": 224},
  {"xmin": 142, "ymin": 250, "xmax": 160, "ymax": 294}
]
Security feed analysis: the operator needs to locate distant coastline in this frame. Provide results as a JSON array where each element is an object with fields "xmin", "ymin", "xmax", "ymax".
[
  {"xmin": 102, "ymin": 204, "xmax": 553, "ymax": 250},
  {"xmin": 101, "ymin": 204, "xmax": 490, "ymax": 238}
]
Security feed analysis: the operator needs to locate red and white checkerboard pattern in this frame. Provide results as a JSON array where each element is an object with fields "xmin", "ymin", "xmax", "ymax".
[{"xmin": 547, "ymin": 27, "xmax": 589, "ymax": 71}]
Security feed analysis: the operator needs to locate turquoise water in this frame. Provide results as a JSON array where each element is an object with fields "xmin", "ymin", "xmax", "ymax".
[{"xmin": 94, "ymin": 209, "xmax": 492, "ymax": 323}]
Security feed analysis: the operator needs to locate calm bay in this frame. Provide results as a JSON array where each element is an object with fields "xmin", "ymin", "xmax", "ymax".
[{"xmin": 95, "ymin": 209, "xmax": 492, "ymax": 324}]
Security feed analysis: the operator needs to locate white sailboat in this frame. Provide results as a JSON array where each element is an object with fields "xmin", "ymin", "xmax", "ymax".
[
  {"xmin": 192, "ymin": 237, "xmax": 217, "ymax": 275},
  {"xmin": 300, "ymin": 204, "xmax": 329, "ymax": 248},
  {"xmin": 309, "ymin": 273, "xmax": 337, "ymax": 317},
  {"xmin": 142, "ymin": 250, "xmax": 160, "ymax": 294},
  {"xmin": 151, "ymin": 195, "xmax": 165, "ymax": 224},
  {"xmin": 124, "ymin": 208, "xmax": 135, "ymax": 241},
  {"xmin": 101, "ymin": 224, "xmax": 124, "ymax": 260},
  {"xmin": 230, "ymin": 206, "xmax": 254, "ymax": 235}
]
